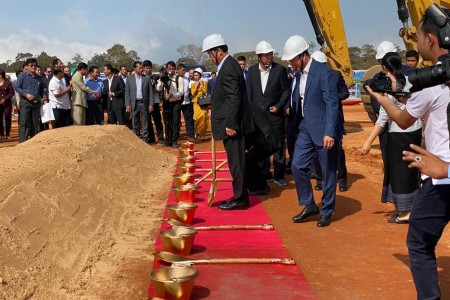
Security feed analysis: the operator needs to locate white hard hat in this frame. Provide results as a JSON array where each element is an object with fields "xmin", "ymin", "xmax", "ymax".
[
  {"xmin": 255, "ymin": 41, "xmax": 275, "ymax": 54},
  {"xmin": 376, "ymin": 41, "xmax": 396, "ymax": 60},
  {"xmin": 311, "ymin": 51, "xmax": 327, "ymax": 63},
  {"xmin": 202, "ymin": 34, "xmax": 226, "ymax": 52},
  {"xmin": 193, "ymin": 67, "xmax": 203, "ymax": 75},
  {"xmin": 282, "ymin": 35, "xmax": 309, "ymax": 60}
]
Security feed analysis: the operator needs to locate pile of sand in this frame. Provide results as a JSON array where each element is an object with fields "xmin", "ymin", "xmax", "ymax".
[{"xmin": 0, "ymin": 126, "xmax": 175, "ymax": 299}]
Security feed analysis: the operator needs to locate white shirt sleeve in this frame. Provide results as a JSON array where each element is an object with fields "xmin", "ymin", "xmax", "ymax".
[
  {"xmin": 49, "ymin": 79, "xmax": 62, "ymax": 96},
  {"xmin": 405, "ymin": 87, "xmax": 435, "ymax": 119}
]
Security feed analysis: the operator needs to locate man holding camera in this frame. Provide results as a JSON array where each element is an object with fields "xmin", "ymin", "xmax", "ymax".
[
  {"xmin": 157, "ymin": 61, "xmax": 184, "ymax": 148},
  {"xmin": 366, "ymin": 6, "xmax": 450, "ymax": 298}
]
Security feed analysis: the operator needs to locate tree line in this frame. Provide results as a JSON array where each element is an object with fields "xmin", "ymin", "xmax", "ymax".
[{"xmin": 0, "ymin": 42, "xmax": 406, "ymax": 73}]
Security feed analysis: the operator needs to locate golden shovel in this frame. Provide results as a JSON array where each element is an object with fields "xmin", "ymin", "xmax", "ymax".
[
  {"xmin": 154, "ymin": 251, "xmax": 296, "ymax": 266},
  {"xmin": 163, "ymin": 219, "xmax": 274, "ymax": 231},
  {"xmin": 207, "ymin": 138, "xmax": 218, "ymax": 206}
]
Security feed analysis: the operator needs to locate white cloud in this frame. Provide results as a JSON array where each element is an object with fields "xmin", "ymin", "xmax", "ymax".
[
  {"xmin": 58, "ymin": 7, "xmax": 92, "ymax": 33},
  {"xmin": 0, "ymin": 30, "xmax": 106, "ymax": 64}
]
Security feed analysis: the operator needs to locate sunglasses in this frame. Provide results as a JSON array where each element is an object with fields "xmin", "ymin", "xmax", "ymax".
[{"xmin": 28, "ymin": 64, "xmax": 37, "ymax": 67}]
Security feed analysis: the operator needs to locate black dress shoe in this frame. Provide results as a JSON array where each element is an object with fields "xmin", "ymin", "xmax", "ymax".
[
  {"xmin": 339, "ymin": 182, "xmax": 348, "ymax": 192},
  {"xmin": 220, "ymin": 198, "xmax": 233, "ymax": 205},
  {"xmin": 292, "ymin": 204, "xmax": 320, "ymax": 223},
  {"xmin": 218, "ymin": 198, "xmax": 249, "ymax": 210},
  {"xmin": 317, "ymin": 215, "xmax": 331, "ymax": 227},
  {"xmin": 314, "ymin": 183, "xmax": 322, "ymax": 191}
]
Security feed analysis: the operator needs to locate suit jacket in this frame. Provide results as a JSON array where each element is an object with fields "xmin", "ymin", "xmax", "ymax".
[
  {"xmin": 103, "ymin": 75, "xmax": 126, "ymax": 110},
  {"xmin": 71, "ymin": 71, "xmax": 96, "ymax": 108},
  {"xmin": 299, "ymin": 59, "xmax": 342, "ymax": 145},
  {"xmin": 211, "ymin": 56, "xmax": 248, "ymax": 141},
  {"xmin": 125, "ymin": 73, "xmax": 153, "ymax": 111},
  {"xmin": 247, "ymin": 62, "xmax": 290, "ymax": 126},
  {"xmin": 332, "ymin": 69, "xmax": 349, "ymax": 135}
]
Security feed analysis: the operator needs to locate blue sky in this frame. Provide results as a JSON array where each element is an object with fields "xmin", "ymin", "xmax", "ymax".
[{"xmin": 0, "ymin": 0, "xmax": 405, "ymax": 65}]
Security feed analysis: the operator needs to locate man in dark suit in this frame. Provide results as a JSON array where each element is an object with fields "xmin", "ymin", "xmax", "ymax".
[
  {"xmin": 125, "ymin": 61, "xmax": 154, "ymax": 141},
  {"xmin": 102, "ymin": 64, "xmax": 126, "ymax": 125},
  {"xmin": 309, "ymin": 51, "xmax": 349, "ymax": 192},
  {"xmin": 282, "ymin": 35, "xmax": 342, "ymax": 227},
  {"xmin": 207, "ymin": 72, "xmax": 216, "ymax": 95},
  {"xmin": 202, "ymin": 34, "xmax": 249, "ymax": 210},
  {"xmin": 247, "ymin": 41, "xmax": 290, "ymax": 192}
]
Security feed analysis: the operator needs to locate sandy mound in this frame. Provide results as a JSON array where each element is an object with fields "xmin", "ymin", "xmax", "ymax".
[{"xmin": 0, "ymin": 126, "xmax": 175, "ymax": 299}]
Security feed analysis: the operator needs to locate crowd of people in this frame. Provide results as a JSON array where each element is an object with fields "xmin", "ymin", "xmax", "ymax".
[
  {"xmin": 0, "ymin": 58, "xmax": 220, "ymax": 148},
  {"xmin": 1, "ymin": 7, "xmax": 450, "ymax": 297}
]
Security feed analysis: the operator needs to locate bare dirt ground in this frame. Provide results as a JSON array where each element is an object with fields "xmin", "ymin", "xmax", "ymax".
[
  {"xmin": 0, "ymin": 126, "xmax": 175, "ymax": 299},
  {"xmin": 1, "ymin": 105, "xmax": 450, "ymax": 299}
]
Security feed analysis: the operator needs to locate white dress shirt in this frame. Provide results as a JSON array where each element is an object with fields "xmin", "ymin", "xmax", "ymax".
[{"xmin": 259, "ymin": 64, "xmax": 271, "ymax": 94}]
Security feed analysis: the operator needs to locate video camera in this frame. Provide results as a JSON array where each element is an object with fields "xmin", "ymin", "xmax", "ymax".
[
  {"xmin": 408, "ymin": 4, "xmax": 450, "ymax": 92},
  {"xmin": 363, "ymin": 73, "xmax": 411, "ymax": 98},
  {"xmin": 159, "ymin": 68, "xmax": 171, "ymax": 85}
]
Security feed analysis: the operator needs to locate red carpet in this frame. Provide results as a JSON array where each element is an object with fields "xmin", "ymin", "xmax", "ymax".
[{"xmin": 148, "ymin": 151, "xmax": 316, "ymax": 299}]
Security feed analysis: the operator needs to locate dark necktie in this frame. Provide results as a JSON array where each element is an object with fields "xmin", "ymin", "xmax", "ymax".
[{"xmin": 292, "ymin": 72, "xmax": 301, "ymax": 115}]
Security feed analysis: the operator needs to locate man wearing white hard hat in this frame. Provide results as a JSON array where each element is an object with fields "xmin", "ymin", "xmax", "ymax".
[
  {"xmin": 202, "ymin": 33, "xmax": 249, "ymax": 210},
  {"xmin": 282, "ymin": 35, "xmax": 342, "ymax": 227},
  {"xmin": 246, "ymin": 41, "xmax": 290, "ymax": 193}
]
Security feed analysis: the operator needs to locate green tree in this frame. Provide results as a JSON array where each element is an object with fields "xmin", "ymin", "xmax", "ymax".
[
  {"xmin": 349, "ymin": 44, "xmax": 378, "ymax": 70},
  {"xmin": 176, "ymin": 57, "xmax": 197, "ymax": 65},
  {"xmin": 36, "ymin": 51, "xmax": 57, "ymax": 69},
  {"xmin": 232, "ymin": 51, "xmax": 258, "ymax": 67},
  {"xmin": 203, "ymin": 60, "xmax": 217, "ymax": 72},
  {"xmin": 105, "ymin": 44, "xmax": 140, "ymax": 69},
  {"xmin": 88, "ymin": 53, "xmax": 108, "ymax": 69},
  {"xmin": 87, "ymin": 44, "xmax": 140, "ymax": 70},
  {"xmin": 176, "ymin": 44, "xmax": 208, "ymax": 64},
  {"xmin": 72, "ymin": 53, "xmax": 83, "ymax": 65}
]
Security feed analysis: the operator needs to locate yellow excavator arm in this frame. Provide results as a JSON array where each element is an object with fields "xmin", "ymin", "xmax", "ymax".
[
  {"xmin": 398, "ymin": 0, "xmax": 450, "ymax": 51},
  {"xmin": 304, "ymin": 0, "xmax": 355, "ymax": 88},
  {"xmin": 303, "ymin": 0, "xmax": 450, "ymax": 88}
]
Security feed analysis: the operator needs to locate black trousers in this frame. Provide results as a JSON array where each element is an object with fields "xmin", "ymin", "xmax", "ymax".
[
  {"xmin": 162, "ymin": 100, "xmax": 181, "ymax": 145},
  {"xmin": 261, "ymin": 122, "xmax": 286, "ymax": 180},
  {"xmin": 86, "ymin": 100, "xmax": 104, "ymax": 125},
  {"xmin": 223, "ymin": 135, "xmax": 248, "ymax": 201},
  {"xmin": 181, "ymin": 103, "xmax": 195, "ymax": 138},
  {"xmin": 246, "ymin": 141, "xmax": 271, "ymax": 191},
  {"xmin": 52, "ymin": 108, "xmax": 72, "ymax": 128},
  {"xmin": 407, "ymin": 179, "xmax": 450, "ymax": 300},
  {"xmin": 19, "ymin": 102, "xmax": 40, "ymax": 143},
  {"xmin": 148, "ymin": 103, "xmax": 164, "ymax": 142},
  {"xmin": 108, "ymin": 108, "xmax": 125, "ymax": 125}
]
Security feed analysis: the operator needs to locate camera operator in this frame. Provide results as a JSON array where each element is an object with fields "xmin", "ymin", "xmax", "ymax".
[
  {"xmin": 156, "ymin": 61, "xmax": 184, "ymax": 147},
  {"xmin": 362, "ymin": 52, "xmax": 422, "ymax": 224},
  {"xmin": 365, "ymin": 6, "xmax": 450, "ymax": 298}
]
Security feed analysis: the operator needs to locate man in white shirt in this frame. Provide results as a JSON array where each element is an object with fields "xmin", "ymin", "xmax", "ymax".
[
  {"xmin": 48, "ymin": 68, "xmax": 72, "ymax": 128},
  {"xmin": 366, "ymin": 10, "xmax": 450, "ymax": 298},
  {"xmin": 178, "ymin": 64, "xmax": 195, "ymax": 141}
]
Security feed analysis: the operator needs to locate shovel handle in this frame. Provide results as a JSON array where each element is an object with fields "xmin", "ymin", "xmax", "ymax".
[
  {"xmin": 195, "ymin": 160, "xmax": 227, "ymax": 185},
  {"xmin": 204, "ymin": 258, "xmax": 296, "ymax": 265},
  {"xmin": 194, "ymin": 224, "xmax": 274, "ymax": 230}
]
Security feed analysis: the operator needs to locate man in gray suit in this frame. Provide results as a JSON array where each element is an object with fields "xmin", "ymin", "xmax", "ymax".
[{"xmin": 125, "ymin": 61, "xmax": 154, "ymax": 142}]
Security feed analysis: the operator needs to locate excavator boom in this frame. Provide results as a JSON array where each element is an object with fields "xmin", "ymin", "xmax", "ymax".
[
  {"xmin": 304, "ymin": 0, "xmax": 355, "ymax": 87},
  {"xmin": 398, "ymin": 0, "xmax": 450, "ymax": 51}
]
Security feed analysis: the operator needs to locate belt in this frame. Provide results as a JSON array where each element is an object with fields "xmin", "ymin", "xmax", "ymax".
[{"xmin": 136, "ymin": 99, "xmax": 144, "ymax": 102}]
